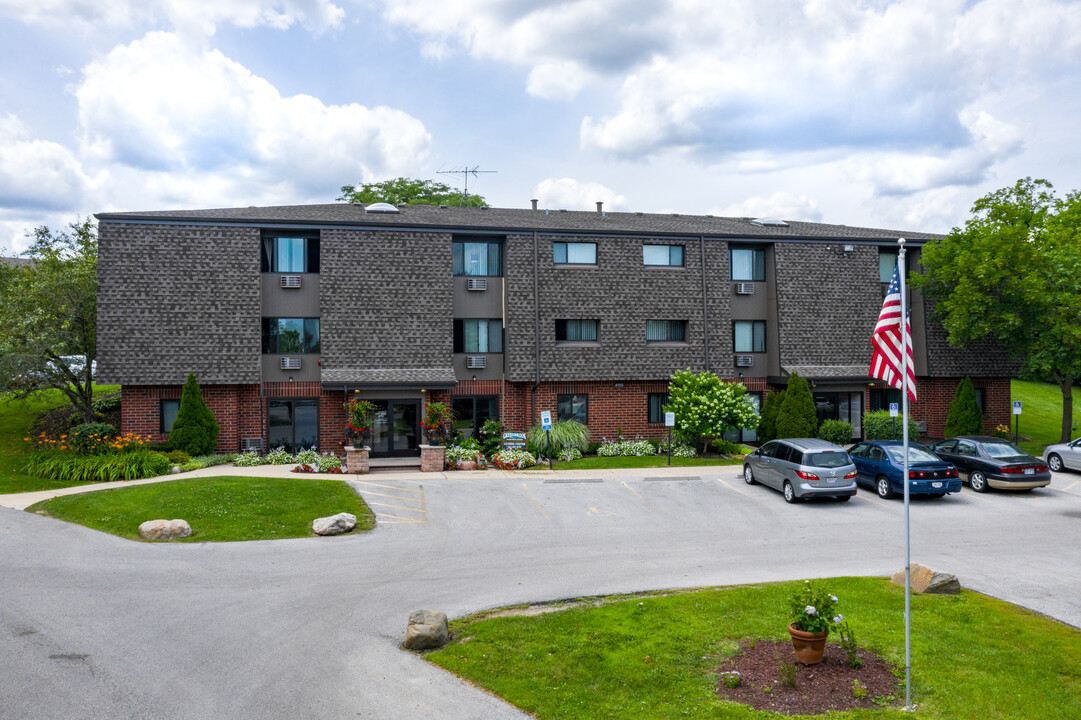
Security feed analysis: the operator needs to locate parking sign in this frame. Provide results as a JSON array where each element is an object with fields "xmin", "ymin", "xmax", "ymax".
[
  {"xmin": 1013, "ymin": 401, "xmax": 1022, "ymax": 415},
  {"xmin": 889, "ymin": 402, "xmax": 899, "ymax": 418},
  {"xmin": 664, "ymin": 411, "xmax": 675, "ymax": 427},
  {"xmin": 540, "ymin": 410, "xmax": 553, "ymax": 430}
]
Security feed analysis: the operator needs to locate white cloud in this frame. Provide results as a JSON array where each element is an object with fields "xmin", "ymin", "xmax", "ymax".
[
  {"xmin": 0, "ymin": 0, "xmax": 345, "ymax": 34},
  {"xmin": 713, "ymin": 192, "xmax": 822, "ymax": 223},
  {"xmin": 534, "ymin": 177, "xmax": 626, "ymax": 211},
  {"xmin": 0, "ymin": 114, "xmax": 95, "ymax": 213}
]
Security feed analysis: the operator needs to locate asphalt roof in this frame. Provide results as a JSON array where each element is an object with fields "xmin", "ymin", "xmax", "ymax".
[
  {"xmin": 0, "ymin": 256, "xmax": 30, "ymax": 266},
  {"xmin": 95, "ymin": 203, "xmax": 943, "ymax": 243}
]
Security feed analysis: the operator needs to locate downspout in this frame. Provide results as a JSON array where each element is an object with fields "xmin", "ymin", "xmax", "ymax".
[
  {"xmin": 699, "ymin": 235, "xmax": 711, "ymax": 371},
  {"xmin": 531, "ymin": 229, "xmax": 540, "ymax": 425}
]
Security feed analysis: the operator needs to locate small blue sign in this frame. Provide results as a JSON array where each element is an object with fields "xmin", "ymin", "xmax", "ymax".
[
  {"xmin": 889, "ymin": 402, "xmax": 899, "ymax": 418},
  {"xmin": 540, "ymin": 410, "xmax": 553, "ymax": 431},
  {"xmin": 1013, "ymin": 401, "xmax": 1023, "ymax": 415}
]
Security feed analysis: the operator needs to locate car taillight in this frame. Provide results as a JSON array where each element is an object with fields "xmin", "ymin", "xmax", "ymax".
[
  {"xmin": 946, "ymin": 468, "xmax": 958, "ymax": 478},
  {"xmin": 844, "ymin": 470, "xmax": 857, "ymax": 480},
  {"xmin": 1036, "ymin": 464, "xmax": 1048, "ymax": 473},
  {"xmin": 908, "ymin": 470, "xmax": 929, "ymax": 479},
  {"xmin": 1001, "ymin": 466, "xmax": 1032, "ymax": 474},
  {"xmin": 796, "ymin": 470, "xmax": 819, "ymax": 481}
]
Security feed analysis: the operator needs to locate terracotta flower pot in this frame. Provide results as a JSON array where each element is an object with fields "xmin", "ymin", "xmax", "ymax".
[{"xmin": 787, "ymin": 622, "xmax": 828, "ymax": 665}]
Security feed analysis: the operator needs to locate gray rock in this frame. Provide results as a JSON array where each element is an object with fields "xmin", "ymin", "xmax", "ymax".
[
  {"xmin": 139, "ymin": 519, "xmax": 192, "ymax": 540},
  {"xmin": 404, "ymin": 610, "xmax": 449, "ymax": 650},
  {"xmin": 891, "ymin": 563, "xmax": 961, "ymax": 594},
  {"xmin": 312, "ymin": 513, "xmax": 357, "ymax": 536}
]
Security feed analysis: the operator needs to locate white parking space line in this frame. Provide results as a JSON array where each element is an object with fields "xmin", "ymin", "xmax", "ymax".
[
  {"xmin": 352, "ymin": 481, "xmax": 426, "ymax": 524},
  {"xmin": 1055, "ymin": 479, "xmax": 1079, "ymax": 494},
  {"xmin": 520, "ymin": 482, "xmax": 550, "ymax": 521},
  {"xmin": 621, "ymin": 481, "xmax": 666, "ymax": 516},
  {"xmin": 713, "ymin": 478, "xmax": 779, "ymax": 512},
  {"xmin": 853, "ymin": 494, "xmax": 891, "ymax": 509}
]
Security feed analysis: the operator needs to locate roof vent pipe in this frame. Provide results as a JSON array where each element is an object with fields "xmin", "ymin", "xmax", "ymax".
[
  {"xmin": 531, "ymin": 199, "xmax": 538, "ymax": 211},
  {"xmin": 596, "ymin": 201, "xmax": 604, "ymax": 214}
]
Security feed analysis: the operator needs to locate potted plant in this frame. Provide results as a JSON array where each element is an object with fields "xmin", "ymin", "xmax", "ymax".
[
  {"xmin": 787, "ymin": 581, "xmax": 840, "ymax": 664},
  {"xmin": 344, "ymin": 398, "xmax": 374, "ymax": 448},
  {"xmin": 421, "ymin": 402, "xmax": 452, "ymax": 445}
]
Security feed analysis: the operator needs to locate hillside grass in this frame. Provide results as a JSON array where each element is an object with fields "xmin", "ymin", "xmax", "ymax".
[{"xmin": 1011, "ymin": 379, "xmax": 1081, "ymax": 454}]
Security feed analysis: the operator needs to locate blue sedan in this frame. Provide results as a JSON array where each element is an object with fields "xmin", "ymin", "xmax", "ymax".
[{"xmin": 847, "ymin": 441, "xmax": 962, "ymax": 499}]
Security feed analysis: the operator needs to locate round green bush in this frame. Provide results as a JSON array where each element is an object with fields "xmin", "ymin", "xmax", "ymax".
[
  {"xmin": 69, "ymin": 422, "xmax": 119, "ymax": 455},
  {"xmin": 817, "ymin": 420, "xmax": 853, "ymax": 445},
  {"xmin": 865, "ymin": 410, "xmax": 920, "ymax": 441},
  {"xmin": 165, "ymin": 450, "xmax": 192, "ymax": 465}
]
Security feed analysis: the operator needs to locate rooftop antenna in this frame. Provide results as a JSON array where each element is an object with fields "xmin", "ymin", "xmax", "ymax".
[{"xmin": 436, "ymin": 165, "xmax": 497, "ymax": 206}]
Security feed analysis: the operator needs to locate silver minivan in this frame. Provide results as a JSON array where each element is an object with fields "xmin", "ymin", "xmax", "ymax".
[{"xmin": 743, "ymin": 438, "xmax": 857, "ymax": 503}]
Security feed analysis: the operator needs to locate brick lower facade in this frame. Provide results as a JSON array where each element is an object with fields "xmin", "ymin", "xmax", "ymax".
[{"xmin": 122, "ymin": 375, "xmax": 1013, "ymax": 453}]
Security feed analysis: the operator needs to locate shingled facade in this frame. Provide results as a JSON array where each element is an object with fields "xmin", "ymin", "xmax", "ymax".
[{"xmin": 96, "ymin": 202, "xmax": 1014, "ymax": 456}]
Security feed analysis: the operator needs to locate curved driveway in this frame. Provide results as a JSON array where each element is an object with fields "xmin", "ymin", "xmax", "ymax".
[{"xmin": 2, "ymin": 465, "xmax": 1080, "ymax": 719}]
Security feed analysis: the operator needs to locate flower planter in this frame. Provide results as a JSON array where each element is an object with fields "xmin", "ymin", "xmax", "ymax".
[
  {"xmin": 788, "ymin": 623, "xmax": 828, "ymax": 664},
  {"xmin": 458, "ymin": 460, "xmax": 476, "ymax": 471}
]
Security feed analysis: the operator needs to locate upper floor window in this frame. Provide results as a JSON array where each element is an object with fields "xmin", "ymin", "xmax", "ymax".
[
  {"xmin": 730, "ymin": 247, "xmax": 765, "ymax": 281},
  {"xmin": 261, "ymin": 233, "xmax": 319, "ymax": 273},
  {"xmin": 555, "ymin": 319, "xmax": 599, "ymax": 342},
  {"xmin": 454, "ymin": 319, "xmax": 503, "ymax": 353},
  {"xmin": 554, "ymin": 242, "xmax": 596, "ymax": 264},
  {"xmin": 879, "ymin": 250, "xmax": 898, "ymax": 284},
  {"xmin": 646, "ymin": 320, "xmax": 687, "ymax": 343},
  {"xmin": 262, "ymin": 318, "xmax": 320, "ymax": 353},
  {"xmin": 643, "ymin": 244, "xmax": 683, "ymax": 266},
  {"xmin": 733, "ymin": 320, "xmax": 766, "ymax": 353},
  {"xmin": 453, "ymin": 239, "xmax": 502, "ymax": 276}
]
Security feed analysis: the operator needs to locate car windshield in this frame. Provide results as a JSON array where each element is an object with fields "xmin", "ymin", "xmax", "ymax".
[
  {"xmin": 886, "ymin": 446, "xmax": 940, "ymax": 463},
  {"xmin": 982, "ymin": 441, "xmax": 1026, "ymax": 458},
  {"xmin": 803, "ymin": 451, "xmax": 850, "ymax": 468}
]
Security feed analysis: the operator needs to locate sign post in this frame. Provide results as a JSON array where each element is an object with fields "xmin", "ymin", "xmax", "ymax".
[
  {"xmin": 541, "ymin": 411, "xmax": 553, "ymax": 469},
  {"xmin": 889, "ymin": 402, "xmax": 899, "ymax": 440},
  {"xmin": 1013, "ymin": 401, "xmax": 1022, "ymax": 444},
  {"xmin": 664, "ymin": 412, "xmax": 675, "ymax": 466}
]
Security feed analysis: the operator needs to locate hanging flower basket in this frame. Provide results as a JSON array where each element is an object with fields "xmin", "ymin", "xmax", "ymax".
[
  {"xmin": 344, "ymin": 398, "xmax": 374, "ymax": 447},
  {"xmin": 421, "ymin": 401, "xmax": 452, "ymax": 445}
]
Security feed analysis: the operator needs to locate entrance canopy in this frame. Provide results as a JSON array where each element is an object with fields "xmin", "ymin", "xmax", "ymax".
[
  {"xmin": 770, "ymin": 364, "xmax": 869, "ymax": 386},
  {"xmin": 322, "ymin": 367, "xmax": 457, "ymax": 391}
]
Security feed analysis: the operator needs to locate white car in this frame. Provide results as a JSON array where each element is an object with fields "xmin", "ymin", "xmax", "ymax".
[{"xmin": 1044, "ymin": 438, "xmax": 1081, "ymax": 473}]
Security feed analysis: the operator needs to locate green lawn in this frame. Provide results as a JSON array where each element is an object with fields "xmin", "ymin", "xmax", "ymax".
[
  {"xmin": 27, "ymin": 476, "xmax": 374, "ymax": 541},
  {"xmin": 0, "ymin": 387, "xmax": 118, "ymax": 494},
  {"xmin": 428, "ymin": 577, "xmax": 1081, "ymax": 720},
  {"xmin": 533, "ymin": 455, "xmax": 744, "ymax": 470},
  {"xmin": 1011, "ymin": 379, "xmax": 1081, "ymax": 455}
]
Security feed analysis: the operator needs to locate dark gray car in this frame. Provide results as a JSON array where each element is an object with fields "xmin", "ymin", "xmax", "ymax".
[{"xmin": 743, "ymin": 438, "xmax": 857, "ymax": 503}]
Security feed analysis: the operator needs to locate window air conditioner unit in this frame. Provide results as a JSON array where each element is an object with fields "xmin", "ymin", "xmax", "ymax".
[
  {"xmin": 280, "ymin": 275, "xmax": 302, "ymax": 289},
  {"xmin": 466, "ymin": 356, "xmax": 486, "ymax": 369},
  {"xmin": 467, "ymin": 278, "xmax": 488, "ymax": 291},
  {"xmin": 735, "ymin": 355, "xmax": 754, "ymax": 367},
  {"xmin": 736, "ymin": 282, "xmax": 755, "ymax": 295},
  {"xmin": 280, "ymin": 357, "xmax": 302, "ymax": 370},
  {"xmin": 240, "ymin": 438, "xmax": 264, "ymax": 452}
]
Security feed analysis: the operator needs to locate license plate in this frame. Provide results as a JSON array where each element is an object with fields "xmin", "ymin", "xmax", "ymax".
[
  {"xmin": 1024, "ymin": 468, "xmax": 1034, "ymax": 475},
  {"xmin": 932, "ymin": 482, "xmax": 942, "ymax": 488},
  {"xmin": 827, "ymin": 478, "xmax": 836, "ymax": 483}
]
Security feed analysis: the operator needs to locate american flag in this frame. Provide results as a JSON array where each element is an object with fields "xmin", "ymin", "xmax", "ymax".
[{"xmin": 870, "ymin": 263, "xmax": 917, "ymax": 400}]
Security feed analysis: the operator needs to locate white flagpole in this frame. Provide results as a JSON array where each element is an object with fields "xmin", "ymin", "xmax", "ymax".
[{"xmin": 898, "ymin": 237, "xmax": 913, "ymax": 711}]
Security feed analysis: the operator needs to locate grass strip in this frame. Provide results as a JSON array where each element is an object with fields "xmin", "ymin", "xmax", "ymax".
[
  {"xmin": 428, "ymin": 577, "xmax": 1081, "ymax": 719},
  {"xmin": 28, "ymin": 475, "xmax": 374, "ymax": 542}
]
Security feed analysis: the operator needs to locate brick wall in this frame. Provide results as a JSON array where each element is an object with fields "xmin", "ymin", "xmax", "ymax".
[
  {"xmin": 891, "ymin": 376, "xmax": 1011, "ymax": 438},
  {"xmin": 122, "ymin": 384, "xmax": 246, "ymax": 452}
]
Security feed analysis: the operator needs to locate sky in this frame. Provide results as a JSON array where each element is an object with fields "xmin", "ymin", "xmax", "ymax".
[{"xmin": 2, "ymin": 0, "xmax": 1081, "ymax": 253}]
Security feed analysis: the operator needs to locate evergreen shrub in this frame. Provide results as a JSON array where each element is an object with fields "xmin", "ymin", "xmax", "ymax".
[
  {"xmin": 758, "ymin": 389, "xmax": 783, "ymax": 443},
  {"xmin": 944, "ymin": 377, "xmax": 984, "ymax": 437},
  {"xmin": 775, "ymin": 373, "xmax": 818, "ymax": 438},
  {"xmin": 168, "ymin": 373, "xmax": 220, "ymax": 456}
]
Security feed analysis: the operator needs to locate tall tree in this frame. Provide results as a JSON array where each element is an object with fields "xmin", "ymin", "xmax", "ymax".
[
  {"xmin": 337, "ymin": 178, "xmax": 487, "ymax": 207},
  {"xmin": 913, "ymin": 178, "xmax": 1081, "ymax": 442},
  {"xmin": 665, "ymin": 369, "xmax": 759, "ymax": 453},
  {"xmin": 775, "ymin": 372, "xmax": 818, "ymax": 439},
  {"xmin": 943, "ymin": 377, "xmax": 983, "ymax": 438},
  {"xmin": 0, "ymin": 219, "xmax": 98, "ymax": 421}
]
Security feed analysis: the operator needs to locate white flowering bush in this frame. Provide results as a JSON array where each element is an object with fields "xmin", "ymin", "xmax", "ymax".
[
  {"xmin": 317, "ymin": 453, "xmax": 343, "ymax": 472},
  {"xmin": 596, "ymin": 440, "xmax": 656, "ymax": 457},
  {"xmin": 789, "ymin": 580, "xmax": 841, "ymax": 633},
  {"xmin": 294, "ymin": 449, "xmax": 319, "ymax": 466},
  {"xmin": 657, "ymin": 439, "xmax": 697, "ymax": 457},
  {"xmin": 232, "ymin": 450, "xmax": 263, "ymax": 467},
  {"xmin": 444, "ymin": 445, "xmax": 483, "ymax": 468},
  {"xmin": 492, "ymin": 449, "xmax": 536, "ymax": 469},
  {"xmin": 559, "ymin": 447, "xmax": 582, "ymax": 462},
  {"xmin": 666, "ymin": 368, "xmax": 760, "ymax": 453},
  {"xmin": 264, "ymin": 447, "xmax": 295, "ymax": 465},
  {"xmin": 596, "ymin": 442, "xmax": 622, "ymax": 456}
]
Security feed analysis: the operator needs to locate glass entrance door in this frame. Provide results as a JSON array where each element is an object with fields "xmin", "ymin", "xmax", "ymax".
[{"xmin": 370, "ymin": 400, "xmax": 420, "ymax": 457}]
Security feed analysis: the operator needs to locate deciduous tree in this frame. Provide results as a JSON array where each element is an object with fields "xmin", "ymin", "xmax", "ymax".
[
  {"xmin": 665, "ymin": 369, "xmax": 759, "ymax": 453},
  {"xmin": 337, "ymin": 177, "xmax": 487, "ymax": 207}
]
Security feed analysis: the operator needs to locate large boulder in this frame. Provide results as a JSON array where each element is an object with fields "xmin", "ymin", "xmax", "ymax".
[
  {"xmin": 139, "ymin": 519, "xmax": 192, "ymax": 540},
  {"xmin": 404, "ymin": 610, "xmax": 449, "ymax": 650},
  {"xmin": 891, "ymin": 563, "xmax": 961, "ymax": 594},
  {"xmin": 312, "ymin": 513, "xmax": 357, "ymax": 536}
]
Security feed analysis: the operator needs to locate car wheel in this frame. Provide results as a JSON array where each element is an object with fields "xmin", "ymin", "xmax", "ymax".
[
  {"xmin": 1047, "ymin": 454, "xmax": 1063, "ymax": 472},
  {"xmin": 970, "ymin": 470, "xmax": 989, "ymax": 493},
  {"xmin": 783, "ymin": 481, "xmax": 798, "ymax": 504},
  {"xmin": 876, "ymin": 476, "xmax": 895, "ymax": 499},
  {"xmin": 743, "ymin": 465, "xmax": 756, "ymax": 485}
]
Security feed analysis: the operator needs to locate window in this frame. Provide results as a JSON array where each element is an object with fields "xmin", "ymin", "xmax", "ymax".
[
  {"xmin": 974, "ymin": 387, "xmax": 986, "ymax": 414},
  {"xmin": 557, "ymin": 394, "xmax": 588, "ymax": 424},
  {"xmin": 723, "ymin": 392, "xmax": 761, "ymax": 443},
  {"xmin": 646, "ymin": 320, "xmax": 687, "ymax": 343},
  {"xmin": 261, "ymin": 233, "xmax": 319, "ymax": 273},
  {"xmin": 936, "ymin": 439, "xmax": 958, "ymax": 453},
  {"xmin": 554, "ymin": 242, "xmax": 596, "ymax": 264},
  {"xmin": 262, "ymin": 318, "xmax": 320, "ymax": 353},
  {"xmin": 453, "ymin": 239, "xmax": 502, "ymax": 276},
  {"xmin": 454, "ymin": 319, "xmax": 503, "ymax": 353},
  {"xmin": 848, "ymin": 443, "xmax": 868, "ymax": 459},
  {"xmin": 555, "ymin": 319, "xmax": 598, "ymax": 342},
  {"xmin": 267, "ymin": 399, "xmax": 319, "ymax": 453},
  {"xmin": 730, "ymin": 247, "xmax": 765, "ymax": 281},
  {"xmin": 647, "ymin": 393, "xmax": 669, "ymax": 424},
  {"xmin": 733, "ymin": 321, "xmax": 766, "ymax": 353},
  {"xmin": 451, "ymin": 396, "xmax": 499, "ymax": 438},
  {"xmin": 879, "ymin": 250, "xmax": 898, "ymax": 284},
  {"xmin": 869, "ymin": 388, "xmax": 901, "ymax": 412},
  {"xmin": 643, "ymin": 244, "xmax": 683, "ymax": 266},
  {"xmin": 160, "ymin": 399, "xmax": 180, "ymax": 434}
]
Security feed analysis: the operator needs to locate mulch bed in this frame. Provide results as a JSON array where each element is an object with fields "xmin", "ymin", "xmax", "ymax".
[
  {"xmin": 717, "ymin": 640, "xmax": 901, "ymax": 715},
  {"xmin": 29, "ymin": 394, "xmax": 121, "ymax": 441}
]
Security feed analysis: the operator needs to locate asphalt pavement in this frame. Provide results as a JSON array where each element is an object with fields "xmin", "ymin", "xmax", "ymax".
[{"xmin": 2, "ymin": 463, "xmax": 1080, "ymax": 719}]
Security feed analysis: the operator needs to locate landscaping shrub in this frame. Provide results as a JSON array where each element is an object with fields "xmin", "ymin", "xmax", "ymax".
[
  {"xmin": 597, "ymin": 440, "xmax": 655, "ymax": 456},
  {"xmin": 168, "ymin": 372, "xmax": 220, "ymax": 456},
  {"xmin": 295, "ymin": 449, "xmax": 320, "ymax": 466},
  {"xmin": 527, "ymin": 419, "xmax": 589, "ymax": 458},
  {"xmin": 68, "ymin": 422, "xmax": 118, "ymax": 454},
  {"xmin": 491, "ymin": 449, "xmax": 536, "ymax": 469},
  {"xmin": 758, "ymin": 389, "xmax": 783, "ymax": 443},
  {"xmin": 710, "ymin": 438, "xmax": 747, "ymax": 456},
  {"xmin": 23, "ymin": 449, "xmax": 171, "ymax": 483},
  {"xmin": 179, "ymin": 454, "xmax": 234, "ymax": 472},
  {"xmin": 558, "ymin": 447, "xmax": 582, "ymax": 462},
  {"xmin": 865, "ymin": 410, "xmax": 920, "ymax": 441},
  {"xmin": 264, "ymin": 447, "xmax": 295, "ymax": 465},
  {"xmin": 944, "ymin": 377, "xmax": 983, "ymax": 437},
  {"xmin": 92, "ymin": 395, "xmax": 122, "ymax": 413},
  {"xmin": 775, "ymin": 372, "xmax": 818, "ymax": 438},
  {"xmin": 478, "ymin": 419, "xmax": 504, "ymax": 457},
  {"xmin": 232, "ymin": 450, "xmax": 263, "ymax": 467},
  {"xmin": 656, "ymin": 439, "xmax": 697, "ymax": 457},
  {"xmin": 444, "ymin": 444, "xmax": 483, "ymax": 468},
  {"xmin": 143, "ymin": 441, "xmax": 172, "ymax": 452},
  {"xmin": 818, "ymin": 420, "xmax": 853, "ymax": 445},
  {"xmin": 165, "ymin": 450, "xmax": 192, "ymax": 465},
  {"xmin": 666, "ymin": 368, "xmax": 759, "ymax": 453},
  {"xmin": 317, "ymin": 453, "xmax": 343, "ymax": 472},
  {"xmin": 586, "ymin": 441, "xmax": 602, "ymax": 455}
]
